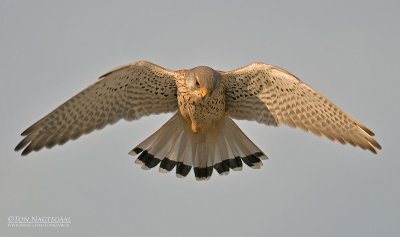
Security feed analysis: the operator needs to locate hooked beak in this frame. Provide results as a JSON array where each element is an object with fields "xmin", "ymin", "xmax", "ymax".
[{"xmin": 199, "ymin": 88, "xmax": 208, "ymax": 99}]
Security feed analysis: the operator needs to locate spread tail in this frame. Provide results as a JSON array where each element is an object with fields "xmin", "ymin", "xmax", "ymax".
[{"xmin": 129, "ymin": 113, "xmax": 268, "ymax": 181}]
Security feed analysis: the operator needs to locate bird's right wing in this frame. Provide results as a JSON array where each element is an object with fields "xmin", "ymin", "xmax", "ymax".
[
  {"xmin": 222, "ymin": 62, "xmax": 381, "ymax": 154},
  {"xmin": 15, "ymin": 60, "xmax": 179, "ymax": 155}
]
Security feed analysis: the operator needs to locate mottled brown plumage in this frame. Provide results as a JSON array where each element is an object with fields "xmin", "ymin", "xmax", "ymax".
[{"xmin": 15, "ymin": 60, "xmax": 381, "ymax": 180}]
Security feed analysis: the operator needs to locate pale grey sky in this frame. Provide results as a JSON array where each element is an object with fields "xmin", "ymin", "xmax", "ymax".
[{"xmin": 1, "ymin": 0, "xmax": 399, "ymax": 236}]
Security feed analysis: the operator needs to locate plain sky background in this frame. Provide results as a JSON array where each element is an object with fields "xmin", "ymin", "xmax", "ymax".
[{"xmin": 1, "ymin": 0, "xmax": 399, "ymax": 236}]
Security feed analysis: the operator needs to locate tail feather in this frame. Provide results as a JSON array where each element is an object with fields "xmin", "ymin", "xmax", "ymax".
[{"xmin": 130, "ymin": 113, "xmax": 267, "ymax": 181}]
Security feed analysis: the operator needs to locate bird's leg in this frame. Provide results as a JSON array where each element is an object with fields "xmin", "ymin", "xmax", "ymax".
[{"xmin": 191, "ymin": 122, "xmax": 199, "ymax": 133}]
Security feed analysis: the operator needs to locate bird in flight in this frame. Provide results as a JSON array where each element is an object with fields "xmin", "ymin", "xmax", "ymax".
[{"xmin": 15, "ymin": 60, "xmax": 381, "ymax": 180}]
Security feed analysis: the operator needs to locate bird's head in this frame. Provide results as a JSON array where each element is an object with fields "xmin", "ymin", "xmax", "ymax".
[{"xmin": 184, "ymin": 66, "xmax": 222, "ymax": 100}]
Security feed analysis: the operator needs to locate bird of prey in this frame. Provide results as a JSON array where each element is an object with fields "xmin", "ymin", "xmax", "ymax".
[{"xmin": 15, "ymin": 60, "xmax": 381, "ymax": 180}]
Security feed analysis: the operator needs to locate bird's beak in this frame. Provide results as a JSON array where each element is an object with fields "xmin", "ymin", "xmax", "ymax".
[{"xmin": 199, "ymin": 88, "xmax": 208, "ymax": 99}]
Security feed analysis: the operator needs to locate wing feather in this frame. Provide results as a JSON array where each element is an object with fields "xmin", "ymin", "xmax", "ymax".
[
  {"xmin": 222, "ymin": 62, "xmax": 381, "ymax": 154},
  {"xmin": 16, "ymin": 60, "xmax": 178, "ymax": 155}
]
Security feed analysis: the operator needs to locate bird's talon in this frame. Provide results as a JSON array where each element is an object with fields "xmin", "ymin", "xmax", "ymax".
[{"xmin": 191, "ymin": 123, "xmax": 199, "ymax": 133}]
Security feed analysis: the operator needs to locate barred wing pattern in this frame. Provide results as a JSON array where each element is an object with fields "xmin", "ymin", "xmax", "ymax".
[
  {"xmin": 223, "ymin": 63, "xmax": 381, "ymax": 154},
  {"xmin": 15, "ymin": 61, "xmax": 178, "ymax": 155}
]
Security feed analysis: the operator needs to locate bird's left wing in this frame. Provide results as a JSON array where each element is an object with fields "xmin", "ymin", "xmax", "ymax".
[
  {"xmin": 222, "ymin": 62, "xmax": 381, "ymax": 154},
  {"xmin": 15, "ymin": 60, "xmax": 179, "ymax": 155}
]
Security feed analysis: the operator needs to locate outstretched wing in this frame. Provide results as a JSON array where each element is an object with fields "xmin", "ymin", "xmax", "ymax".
[
  {"xmin": 15, "ymin": 60, "xmax": 179, "ymax": 155},
  {"xmin": 222, "ymin": 62, "xmax": 381, "ymax": 154}
]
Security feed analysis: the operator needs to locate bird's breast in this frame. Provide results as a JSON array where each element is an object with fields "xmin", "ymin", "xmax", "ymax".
[{"xmin": 177, "ymin": 86, "xmax": 226, "ymax": 133}]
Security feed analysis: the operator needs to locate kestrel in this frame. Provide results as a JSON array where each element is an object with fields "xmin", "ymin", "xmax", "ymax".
[{"xmin": 15, "ymin": 60, "xmax": 381, "ymax": 180}]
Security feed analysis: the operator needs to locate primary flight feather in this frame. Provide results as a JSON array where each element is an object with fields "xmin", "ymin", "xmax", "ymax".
[{"xmin": 15, "ymin": 60, "xmax": 381, "ymax": 180}]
